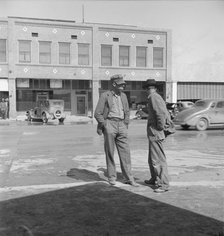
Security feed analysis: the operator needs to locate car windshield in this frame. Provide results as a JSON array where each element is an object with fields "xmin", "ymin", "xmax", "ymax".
[
  {"xmin": 37, "ymin": 100, "xmax": 49, "ymax": 107},
  {"xmin": 52, "ymin": 101, "xmax": 62, "ymax": 106},
  {"xmin": 194, "ymin": 100, "xmax": 210, "ymax": 108}
]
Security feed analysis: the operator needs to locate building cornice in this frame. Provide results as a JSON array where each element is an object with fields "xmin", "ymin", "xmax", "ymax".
[
  {"xmin": 14, "ymin": 21, "xmax": 92, "ymax": 30},
  {"xmin": 0, "ymin": 20, "xmax": 8, "ymax": 24},
  {"xmin": 98, "ymin": 26, "xmax": 168, "ymax": 35}
]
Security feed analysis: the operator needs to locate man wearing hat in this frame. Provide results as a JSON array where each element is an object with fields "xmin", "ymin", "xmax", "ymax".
[
  {"xmin": 94, "ymin": 74, "xmax": 139, "ymax": 187},
  {"xmin": 143, "ymin": 78, "xmax": 170, "ymax": 193}
]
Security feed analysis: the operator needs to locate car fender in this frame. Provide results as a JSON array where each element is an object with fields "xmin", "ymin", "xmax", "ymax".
[
  {"xmin": 185, "ymin": 114, "xmax": 210, "ymax": 126},
  {"xmin": 26, "ymin": 110, "xmax": 30, "ymax": 116},
  {"xmin": 42, "ymin": 111, "xmax": 51, "ymax": 119},
  {"xmin": 26, "ymin": 109, "xmax": 35, "ymax": 117},
  {"xmin": 61, "ymin": 113, "xmax": 66, "ymax": 119}
]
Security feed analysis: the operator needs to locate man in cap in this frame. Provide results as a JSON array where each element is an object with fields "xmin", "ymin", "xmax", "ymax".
[
  {"xmin": 143, "ymin": 79, "xmax": 170, "ymax": 193},
  {"xmin": 94, "ymin": 74, "xmax": 139, "ymax": 187}
]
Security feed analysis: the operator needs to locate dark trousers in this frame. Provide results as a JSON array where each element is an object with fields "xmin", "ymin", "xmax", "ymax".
[
  {"xmin": 148, "ymin": 137, "xmax": 169, "ymax": 189},
  {"xmin": 103, "ymin": 119, "xmax": 134, "ymax": 182}
]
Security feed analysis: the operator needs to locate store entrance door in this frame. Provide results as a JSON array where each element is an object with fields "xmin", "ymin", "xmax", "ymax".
[{"xmin": 76, "ymin": 95, "xmax": 87, "ymax": 115}]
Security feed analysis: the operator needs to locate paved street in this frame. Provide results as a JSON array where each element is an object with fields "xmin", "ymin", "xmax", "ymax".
[{"xmin": 0, "ymin": 120, "xmax": 224, "ymax": 235}]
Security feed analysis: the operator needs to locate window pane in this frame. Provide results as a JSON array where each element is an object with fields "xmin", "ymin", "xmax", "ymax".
[
  {"xmin": 153, "ymin": 47, "xmax": 163, "ymax": 67},
  {"xmin": 33, "ymin": 79, "xmax": 39, "ymax": 89},
  {"xmin": 101, "ymin": 45, "xmax": 112, "ymax": 66},
  {"xmin": 19, "ymin": 40, "xmax": 31, "ymax": 62},
  {"xmin": 53, "ymin": 90, "xmax": 71, "ymax": 110},
  {"xmin": 39, "ymin": 79, "xmax": 50, "ymax": 89},
  {"xmin": 119, "ymin": 46, "xmax": 129, "ymax": 66},
  {"xmin": 136, "ymin": 47, "xmax": 146, "ymax": 67},
  {"xmin": 217, "ymin": 101, "xmax": 224, "ymax": 108},
  {"xmin": 63, "ymin": 80, "xmax": 71, "ymax": 89},
  {"xmin": 39, "ymin": 42, "xmax": 51, "ymax": 64},
  {"xmin": 78, "ymin": 44, "xmax": 89, "ymax": 65},
  {"xmin": 72, "ymin": 80, "xmax": 78, "ymax": 89},
  {"xmin": 0, "ymin": 39, "xmax": 6, "ymax": 62},
  {"xmin": 59, "ymin": 42, "xmax": 70, "ymax": 64},
  {"xmin": 101, "ymin": 80, "xmax": 109, "ymax": 90}
]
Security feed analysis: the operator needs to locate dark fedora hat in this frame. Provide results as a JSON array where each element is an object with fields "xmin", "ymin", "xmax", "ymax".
[
  {"xmin": 142, "ymin": 79, "xmax": 157, "ymax": 89},
  {"xmin": 110, "ymin": 74, "xmax": 126, "ymax": 85}
]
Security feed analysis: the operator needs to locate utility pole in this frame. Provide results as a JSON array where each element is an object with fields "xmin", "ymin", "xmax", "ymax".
[{"xmin": 82, "ymin": 4, "xmax": 85, "ymax": 23}]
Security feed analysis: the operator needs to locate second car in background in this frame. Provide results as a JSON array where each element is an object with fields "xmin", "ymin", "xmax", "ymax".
[
  {"xmin": 173, "ymin": 99, "xmax": 224, "ymax": 130},
  {"xmin": 135, "ymin": 101, "xmax": 194, "ymax": 120}
]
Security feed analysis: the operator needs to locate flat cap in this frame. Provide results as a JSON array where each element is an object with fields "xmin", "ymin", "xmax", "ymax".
[{"xmin": 110, "ymin": 74, "xmax": 126, "ymax": 85}]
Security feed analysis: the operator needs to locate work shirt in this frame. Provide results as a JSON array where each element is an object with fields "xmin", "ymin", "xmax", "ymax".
[{"xmin": 108, "ymin": 91, "xmax": 124, "ymax": 119}]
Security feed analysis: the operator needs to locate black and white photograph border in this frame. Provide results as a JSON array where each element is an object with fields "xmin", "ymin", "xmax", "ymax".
[{"xmin": 0, "ymin": 0, "xmax": 224, "ymax": 235}]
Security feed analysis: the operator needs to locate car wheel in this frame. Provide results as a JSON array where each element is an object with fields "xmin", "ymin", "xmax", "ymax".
[
  {"xmin": 59, "ymin": 118, "xmax": 64, "ymax": 123},
  {"xmin": 181, "ymin": 125, "xmax": 190, "ymax": 130},
  {"xmin": 42, "ymin": 113, "xmax": 48, "ymax": 123},
  {"xmin": 27, "ymin": 114, "xmax": 32, "ymax": 121},
  {"xmin": 196, "ymin": 118, "xmax": 208, "ymax": 131}
]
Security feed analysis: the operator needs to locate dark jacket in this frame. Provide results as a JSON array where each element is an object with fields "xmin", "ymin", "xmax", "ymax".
[
  {"xmin": 147, "ymin": 92, "xmax": 168, "ymax": 140},
  {"xmin": 94, "ymin": 90, "xmax": 130, "ymax": 135}
]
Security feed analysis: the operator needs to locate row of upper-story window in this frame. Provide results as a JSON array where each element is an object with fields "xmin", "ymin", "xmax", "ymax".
[{"xmin": 0, "ymin": 39, "xmax": 164, "ymax": 68}]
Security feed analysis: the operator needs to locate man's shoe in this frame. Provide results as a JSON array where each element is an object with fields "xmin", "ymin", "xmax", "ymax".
[
  {"xmin": 125, "ymin": 180, "xmax": 140, "ymax": 187},
  {"xmin": 109, "ymin": 180, "xmax": 116, "ymax": 186},
  {"xmin": 144, "ymin": 179, "xmax": 156, "ymax": 186},
  {"xmin": 154, "ymin": 187, "xmax": 168, "ymax": 193}
]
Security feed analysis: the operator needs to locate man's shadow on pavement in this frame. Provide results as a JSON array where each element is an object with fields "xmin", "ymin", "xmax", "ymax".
[
  {"xmin": 67, "ymin": 167, "xmax": 140, "ymax": 184},
  {"xmin": 67, "ymin": 168, "xmax": 102, "ymax": 182}
]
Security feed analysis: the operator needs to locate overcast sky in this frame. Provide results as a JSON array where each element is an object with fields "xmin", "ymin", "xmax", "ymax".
[{"xmin": 1, "ymin": 0, "xmax": 224, "ymax": 74}]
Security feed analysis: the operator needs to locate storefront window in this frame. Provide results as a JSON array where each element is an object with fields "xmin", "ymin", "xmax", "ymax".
[
  {"xmin": 16, "ymin": 90, "xmax": 35, "ymax": 111},
  {"xmin": 72, "ymin": 80, "xmax": 90, "ymax": 89},
  {"xmin": 53, "ymin": 90, "xmax": 71, "ymax": 110},
  {"xmin": 40, "ymin": 79, "xmax": 50, "ymax": 89},
  {"xmin": 101, "ymin": 80, "xmax": 110, "ymax": 90},
  {"xmin": 63, "ymin": 80, "xmax": 71, "ymax": 89}
]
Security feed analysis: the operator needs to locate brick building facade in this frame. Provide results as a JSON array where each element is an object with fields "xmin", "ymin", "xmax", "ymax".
[{"xmin": 0, "ymin": 16, "xmax": 172, "ymax": 118}]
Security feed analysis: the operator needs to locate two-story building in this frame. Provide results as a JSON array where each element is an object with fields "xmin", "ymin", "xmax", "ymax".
[{"xmin": 0, "ymin": 16, "xmax": 172, "ymax": 118}]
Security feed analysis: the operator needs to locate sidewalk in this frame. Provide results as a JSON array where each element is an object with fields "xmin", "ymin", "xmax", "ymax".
[
  {"xmin": 0, "ymin": 115, "xmax": 93, "ymax": 125},
  {"xmin": 0, "ymin": 110, "xmax": 138, "ymax": 125}
]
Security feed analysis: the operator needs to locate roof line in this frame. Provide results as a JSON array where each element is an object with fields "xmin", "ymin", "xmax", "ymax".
[{"xmin": 8, "ymin": 16, "xmax": 76, "ymax": 23}]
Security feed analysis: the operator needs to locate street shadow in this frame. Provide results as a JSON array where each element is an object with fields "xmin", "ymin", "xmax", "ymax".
[
  {"xmin": 96, "ymin": 167, "xmax": 126, "ymax": 181},
  {"xmin": 67, "ymin": 168, "xmax": 102, "ymax": 182},
  {"xmin": 0, "ymin": 182, "xmax": 223, "ymax": 236},
  {"xmin": 67, "ymin": 168, "xmax": 128, "ymax": 183}
]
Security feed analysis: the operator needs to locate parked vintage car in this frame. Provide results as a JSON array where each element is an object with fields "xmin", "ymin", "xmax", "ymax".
[
  {"xmin": 135, "ymin": 101, "xmax": 193, "ymax": 120},
  {"xmin": 26, "ymin": 99, "xmax": 66, "ymax": 123},
  {"xmin": 166, "ymin": 103, "xmax": 179, "ymax": 120},
  {"xmin": 173, "ymin": 99, "xmax": 224, "ymax": 130},
  {"xmin": 176, "ymin": 101, "xmax": 194, "ymax": 112},
  {"xmin": 135, "ymin": 103, "xmax": 148, "ymax": 119}
]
